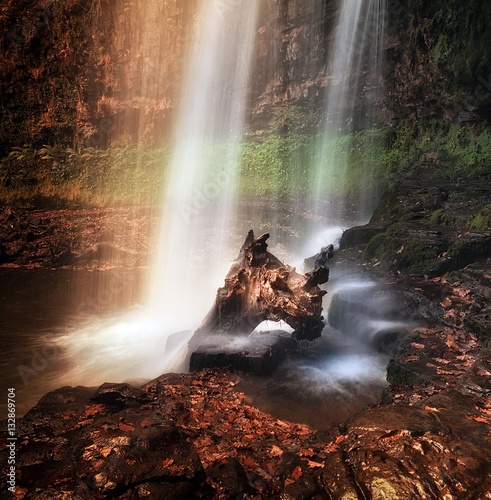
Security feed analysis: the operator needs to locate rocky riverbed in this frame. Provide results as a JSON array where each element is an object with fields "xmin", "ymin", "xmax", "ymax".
[
  {"xmin": 1, "ymin": 188, "xmax": 491, "ymax": 497},
  {"xmin": 0, "ymin": 334, "xmax": 489, "ymax": 498}
]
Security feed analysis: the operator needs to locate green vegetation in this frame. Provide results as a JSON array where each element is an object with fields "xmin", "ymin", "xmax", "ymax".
[
  {"xmin": 242, "ymin": 119, "xmax": 491, "ymax": 210},
  {"xmin": 239, "ymin": 135, "xmax": 312, "ymax": 197},
  {"xmin": 0, "ymin": 127, "xmax": 394, "ymax": 206},
  {"xmin": 427, "ymin": 0, "xmax": 491, "ymax": 82},
  {"xmin": 467, "ymin": 204, "xmax": 491, "ymax": 231},
  {"xmin": 0, "ymin": 144, "xmax": 169, "ymax": 207},
  {"xmin": 239, "ymin": 127, "xmax": 393, "ymax": 201},
  {"xmin": 391, "ymin": 0, "xmax": 491, "ymax": 85},
  {"xmin": 1, "ymin": 117, "xmax": 491, "ymax": 208},
  {"xmin": 379, "ymin": 121, "xmax": 491, "ymax": 181},
  {"xmin": 423, "ymin": 208, "xmax": 457, "ymax": 228}
]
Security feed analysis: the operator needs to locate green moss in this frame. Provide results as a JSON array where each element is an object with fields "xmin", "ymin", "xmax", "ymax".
[
  {"xmin": 416, "ymin": 0, "xmax": 491, "ymax": 84},
  {"xmin": 340, "ymin": 225, "xmax": 388, "ymax": 249},
  {"xmin": 424, "ymin": 208, "xmax": 457, "ymax": 227},
  {"xmin": 370, "ymin": 192, "xmax": 414, "ymax": 223},
  {"xmin": 361, "ymin": 232, "xmax": 393, "ymax": 268},
  {"xmin": 467, "ymin": 204, "xmax": 491, "ymax": 231},
  {"xmin": 362, "ymin": 217, "xmax": 491, "ymax": 277},
  {"xmin": 238, "ymin": 127, "xmax": 391, "ymax": 201},
  {"xmin": 378, "ymin": 121, "xmax": 491, "ymax": 184},
  {"xmin": 447, "ymin": 234, "xmax": 491, "ymax": 270},
  {"xmin": 362, "ymin": 227, "xmax": 446, "ymax": 275}
]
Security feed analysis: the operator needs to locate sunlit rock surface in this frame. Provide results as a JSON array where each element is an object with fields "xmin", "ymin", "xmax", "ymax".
[
  {"xmin": 3, "ymin": 261, "xmax": 491, "ymax": 496},
  {"xmin": 1, "ymin": 357, "xmax": 490, "ymax": 498},
  {"xmin": 0, "ymin": 207, "xmax": 155, "ymax": 269}
]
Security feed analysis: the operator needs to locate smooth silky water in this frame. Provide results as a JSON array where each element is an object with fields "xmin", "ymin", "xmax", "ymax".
[
  {"xmin": 310, "ymin": 0, "xmax": 386, "ymax": 225},
  {"xmin": 31, "ymin": 1, "xmax": 261, "ymax": 401},
  {"xmin": 236, "ymin": 267, "xmax": 402, "ymax": 430},
  {"xmin": 0, "ymin": 0, "xmax": 397, "ymax": 428},
  {"xmin": 0, "ymin": 205, "xmax": 406, "ymax": 428}
]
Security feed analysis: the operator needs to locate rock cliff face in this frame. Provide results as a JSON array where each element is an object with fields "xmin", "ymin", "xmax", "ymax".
[
  {"xmin": 5, "ymin": 0, "xmax": 490, "ymax": 152},
  {"xmin": 0, "ymin": 0, "xmax": 196, "ymax": 152},
  {"xmin": 247, "ymin": 0, "xmax": 336, "ymax": 133}
]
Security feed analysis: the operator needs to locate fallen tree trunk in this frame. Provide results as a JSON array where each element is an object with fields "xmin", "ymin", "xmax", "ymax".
[{"xmin": 194, "ymin": 230, "xmax": 328, "ymax": 342}]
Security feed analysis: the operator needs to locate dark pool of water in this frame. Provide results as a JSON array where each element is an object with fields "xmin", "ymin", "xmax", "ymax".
[
  {"xmin": 0, "ymin": 267, "xmax": 144, "ymax": 417},
  {"xmin": 237, "ymin": 330, "xmax": 388, "ymax": 429}
]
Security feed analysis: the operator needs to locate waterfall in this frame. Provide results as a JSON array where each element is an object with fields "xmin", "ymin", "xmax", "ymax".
[
  {"xmin": 55, "ymin": 0, "xmax": 388, "ymax": 387},
  {"xmin": 145, "ymin": 1, "xmax": 260, "ymax": 321},
  {"xmin": 56, "ymin": 1, "xmax": 260, "ymax": 385},
  {"xmin": 309, "ymin": 0, "xmax": 386, "ymax": 241}
]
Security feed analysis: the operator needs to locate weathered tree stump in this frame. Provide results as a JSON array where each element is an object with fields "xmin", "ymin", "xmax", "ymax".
[{"xmin": 194, "ymin": 230, "xmax": 328, "ymax": 342}]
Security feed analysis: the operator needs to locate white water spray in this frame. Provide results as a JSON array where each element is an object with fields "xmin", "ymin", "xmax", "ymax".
[{"xmin": 57, "ymin": 1, "xmax": 260, "ymax": 385}]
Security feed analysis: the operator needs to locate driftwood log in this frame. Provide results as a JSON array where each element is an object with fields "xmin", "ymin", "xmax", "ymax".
[{"xmin": 194, "ymin": 230, "xmax": 328, "ymax": 341}]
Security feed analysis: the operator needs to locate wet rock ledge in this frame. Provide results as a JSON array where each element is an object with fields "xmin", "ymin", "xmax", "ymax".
[
  {"xmin": 1, "ymin": 186, "xmax": 491, "ymax": 497},
  {"xmin": 1, "ymin": 354, "xmax": 490, "ymax": 499},
  {"xmin": 0, "ymin": 207, "xmax": 155, "ymax": 269}
]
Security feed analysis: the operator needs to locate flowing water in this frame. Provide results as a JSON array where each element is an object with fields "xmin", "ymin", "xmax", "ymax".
[
  {"xmin": 1, "ymin": 203, "xmax": 365, "ymax": 420},
  {"xmin": 55, "ymin": 1, "xmax": 261, "ymax": 391},
  {"xmin": 1, "ymin": 1, "xmax": 397, "ymax": 427},
  {"xmin": 146, "ymin": 0, "xmax": 260, "ymax": 320},
  {"xmin": 0, "ymin": 268, "xmax": 145, "ymax": 416},
  {"xmin": 237, "ymin": 267, "xmax": 408, "ymax": 429},
  {"xmin": 0, "ymin": 248, "xmax": 406, "ymax": 427},
  {"xmin": 311, "ymin": 0, "xmax": 386, "ymax": 221}
]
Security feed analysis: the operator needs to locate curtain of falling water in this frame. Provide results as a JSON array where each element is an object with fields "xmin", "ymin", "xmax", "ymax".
[
  {"xmin": 145, "ymin": 1, "xmax": 260, "ymax": 325},
  {"xmin": 54, "ymin": 1, "xmax": 260, "ymax": 387},
  {"xmin": 309, "ymin": 0, "xmax": 386, "ymax": 234}
]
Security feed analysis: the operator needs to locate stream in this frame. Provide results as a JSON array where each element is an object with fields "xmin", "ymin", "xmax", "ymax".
[
  {"xmin": 0, "ymin": 267, "xmax": 145, "ymax": 416},
  {"xmin": 0, "ymin": 202, "xmax": 408, "ymax": 428}
]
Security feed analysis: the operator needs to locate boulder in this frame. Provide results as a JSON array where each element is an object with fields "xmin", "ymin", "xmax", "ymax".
[{"xmin": 190, "ymin": 330, "xmax": 297, "ymax": 375}]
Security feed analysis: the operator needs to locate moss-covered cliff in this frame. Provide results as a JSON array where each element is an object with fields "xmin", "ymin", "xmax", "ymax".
[{"xmin": 386, "ymin": 0, "xmax": 491, "ymax": 123}]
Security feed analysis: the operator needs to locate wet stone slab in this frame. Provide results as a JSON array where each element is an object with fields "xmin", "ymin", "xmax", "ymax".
[{"xmin": 190, "ymin": 330, "xmax": 298, "ymax": 375}]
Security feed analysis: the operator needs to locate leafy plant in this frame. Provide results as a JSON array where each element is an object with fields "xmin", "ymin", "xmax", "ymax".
[{"xmin": 0, "ymin": 144, "xmax": 170, "ymax": 207}]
